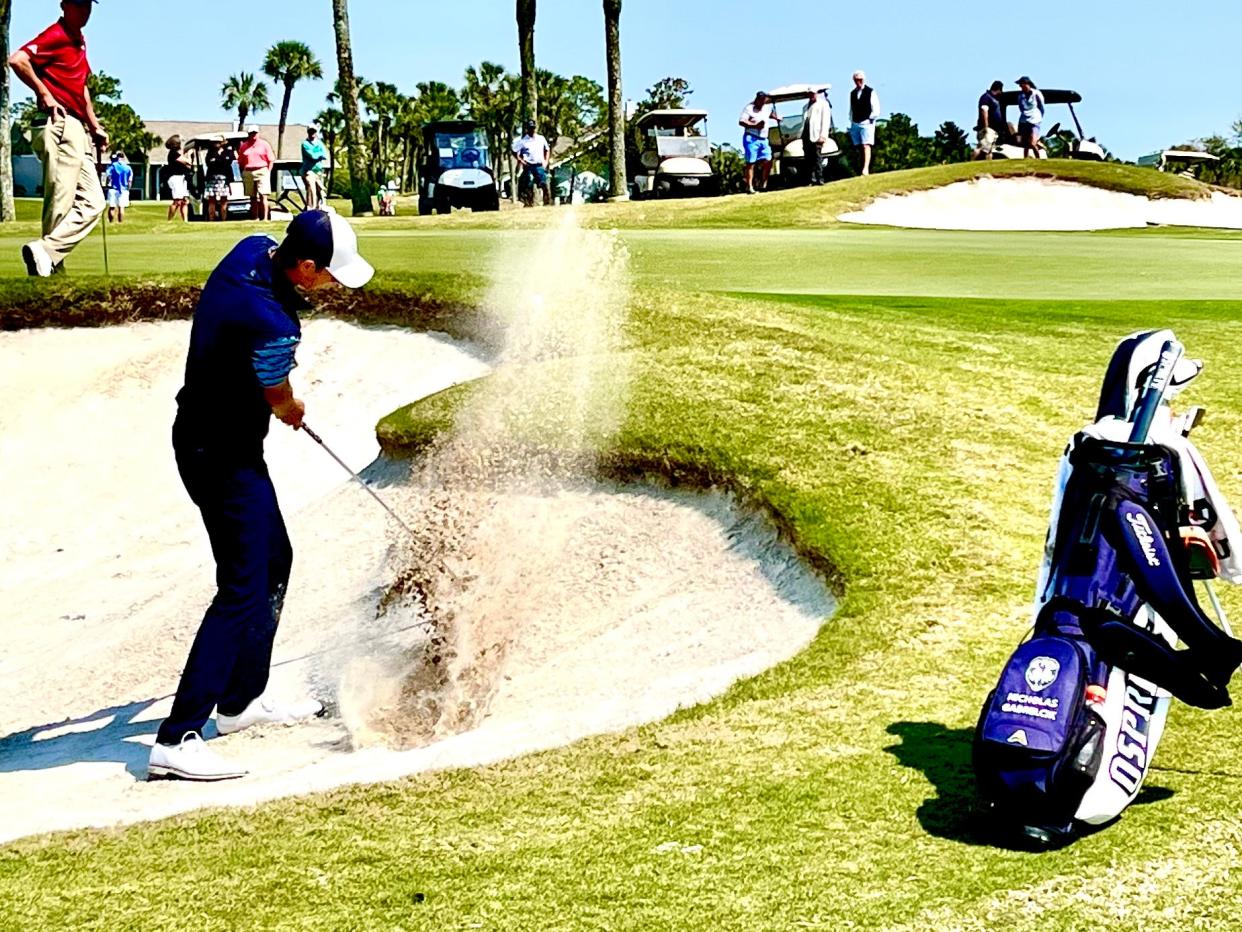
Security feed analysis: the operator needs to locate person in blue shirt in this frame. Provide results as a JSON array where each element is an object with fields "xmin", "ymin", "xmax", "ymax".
[
  {"xmin": 300, "ymin": 124, "xmax": 328, "ymax": 211},
  {"xmin": 1016, "ymin": 76, "xmax": 1046, "ymax": 159},
  {"xmin": 973, "ymin": 81, "xmax": 1004, "ymax": 160},
  {"xmin": 105, "ymin": 151, "xmax": 132, "ymax": 224},
  {"xmin": 149, "ymin": 210, "xmax": 375, "ymax": 782}
]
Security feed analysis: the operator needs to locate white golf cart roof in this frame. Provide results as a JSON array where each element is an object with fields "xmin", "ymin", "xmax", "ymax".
[
  {"xmin": 635, "ymin": 109, "xmax": 709, "ymax": 129},
  {"xmin": 184, "ymin": 132, "xmax": 248, "ymax": 150},
  {"xmin": 1162, "ymin": 149, "xmax": 1219, "ymax": 163},
  {"xmin": 765, "ymin": 84, "xmax": 831, "ymax": 103}
]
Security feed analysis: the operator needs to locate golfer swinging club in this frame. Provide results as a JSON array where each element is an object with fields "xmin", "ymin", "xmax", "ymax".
[{"xmin": 149, "ymin": 210, "xmax": 374, "ymax": 781}]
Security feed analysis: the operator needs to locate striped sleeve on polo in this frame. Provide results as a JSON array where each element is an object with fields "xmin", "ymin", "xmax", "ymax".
[{"xmin": 252, "ymin": 335, "xmax": 301, "ymax": 388}]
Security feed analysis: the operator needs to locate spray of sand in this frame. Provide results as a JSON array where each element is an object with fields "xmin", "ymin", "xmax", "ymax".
[{"xmin": 338, "ymin": 210, "xmax": 632, "ymax": 748}]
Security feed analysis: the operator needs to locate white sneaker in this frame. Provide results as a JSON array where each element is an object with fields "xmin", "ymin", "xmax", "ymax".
[
  {"xmin": 148, "ymin": 732, "xmax": 247, "ymax": 782},
  {"xmin": 21, "ymin": 241, "xmax": 52, "ymax": 277},
  {"xmin": 216, "ymin": 695, "xmax": 324, "ymax": 736}
]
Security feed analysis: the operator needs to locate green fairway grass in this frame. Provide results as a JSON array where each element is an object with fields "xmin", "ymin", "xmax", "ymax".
[{"xmin": 4, "ymin": 165, "xmax": 1242, "ymax": 930}]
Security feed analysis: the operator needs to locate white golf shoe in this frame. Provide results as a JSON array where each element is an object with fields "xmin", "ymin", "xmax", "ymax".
[
  {"xmin": 216, "ymin": 695, "xmax": 324, "ymax": 736},
  {"xmin": 21, "ymin": 241, "xmax": 52, "ymax": 278},
  {"xmin": 148, "ymin": 732, "xmax": 247, "ymax": 782}
]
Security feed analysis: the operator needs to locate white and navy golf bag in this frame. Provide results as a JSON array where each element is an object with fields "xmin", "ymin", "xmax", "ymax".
[{"xmin": 973, "ymin": 330, "xmax": 1242, "ymax": 846}]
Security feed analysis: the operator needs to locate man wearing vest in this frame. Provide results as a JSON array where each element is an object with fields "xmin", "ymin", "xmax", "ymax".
[
  {"xmin": 9, "ymin": 0, "xmax": 108, "ymax": 278},
  {"xmin": 849, "ymin": 70, "xmax": 881, "ymax": 176}
]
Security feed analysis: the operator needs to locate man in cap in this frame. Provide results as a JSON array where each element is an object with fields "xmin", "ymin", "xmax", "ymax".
[
  {"xmin": 238, "ymin": 124, "xmax": 275, "ymax": 220},
  {"xmin": 511, "ymin": 119, "xmax": 551, "ymax": 207},
  {"xmin": 738, "ymin": 90, "xmax": 777, "ymax": 194},
  {"xmin": 149, "ymin": 210, "xmax": 375, "ymax": 781},
  {"xmin": 9, "ymin": 0, "xmax": 108, "ymax": 276},
  {"xmin": 104, "ymin": 150, "xmax": 131, "ymax": 223},
  {"xmin": 301, "ymin": 124, "xmax": 328, "ymax": 211},
  {"xmin": 849, "ymin": 70, "xmax": 881, "ymax": 176}
]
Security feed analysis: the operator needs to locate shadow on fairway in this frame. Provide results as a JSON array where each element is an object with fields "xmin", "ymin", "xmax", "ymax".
[
  {"xmin": 885, "ymin": 721, "xmax": 1175, "ymax": 849},
  {"xmin": 0, "ymin": 699, "xmax": 165, "ymax": 781}
]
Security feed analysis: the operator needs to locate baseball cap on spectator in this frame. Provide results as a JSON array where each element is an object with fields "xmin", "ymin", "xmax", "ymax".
[
  {"xmin": 245, "ymin": 125, "xmax": 259, "ymax": 135},
  {"xmin": 279, "ymin": 209, "xmax": 374, "ymax": 289},
  {"xmin": 1016, "ymin": 76, "xmax": 1034, "ymax": 85}
]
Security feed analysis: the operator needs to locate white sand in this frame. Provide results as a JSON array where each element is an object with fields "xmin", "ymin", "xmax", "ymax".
[
  {"xmin": 839, "ymin": 176, "xmax": 1242, "ymax": 231},
  {"xmin": 0, "ymin": 320, "xmax": 833, "ymax": 842}
]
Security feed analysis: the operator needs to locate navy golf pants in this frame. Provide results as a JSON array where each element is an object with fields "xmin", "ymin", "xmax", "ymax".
[{"xmin": 156, "ymin": 436, "xmax": 292, "ymax": 745}]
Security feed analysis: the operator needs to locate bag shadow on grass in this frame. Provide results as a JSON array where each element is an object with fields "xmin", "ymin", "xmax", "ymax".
[
  {"xmin": 885, "ymin": 721, "xmax": 1175, "ymax": 850},
  {"xmin": 0, "ymin": 699, "xmax": 164, "ymax": 781}
]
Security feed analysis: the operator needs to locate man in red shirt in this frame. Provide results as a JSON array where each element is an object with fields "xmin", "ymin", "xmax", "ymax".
[
  {"xmin": 238, "ymin": 125, "xmax": 276, "ymax": 221},
  {"xmin": 9, "ymin": 0, "xmax": 108, "ymax": 277}
]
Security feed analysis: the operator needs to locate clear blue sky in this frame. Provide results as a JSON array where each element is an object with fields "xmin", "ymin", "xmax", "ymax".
[{"xmin": 11, "ymin": 0, "xmax": 1241, "ymax": 161}]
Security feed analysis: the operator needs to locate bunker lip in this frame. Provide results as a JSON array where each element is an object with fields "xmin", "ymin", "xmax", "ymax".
[
  {"xmin": 0, "ymin": 318, "xmax": 834, "ymax": 844},
  {"xmin": 838, "ymin": 176, "xmax": 1242, "ymax": 232}
]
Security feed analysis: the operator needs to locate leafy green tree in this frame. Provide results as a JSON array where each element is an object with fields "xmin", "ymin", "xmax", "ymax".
[
  {"xmin": 221, "ymin": 72, "xmax": 271, "ymax": 131},
  {"xmin": 931, "ymin": 121, "xmax": 970, "ymax": 164},
  {"xmin": 315, "ymin": 105, "xmax": 344, "ymax": 195},
  {"xmin": 262, "ymin": 40, "xmax": 323, "ymax": 158},
  {"xmin": 463, "ymin": 61, "xmax": 520, "ymax": 196},
  {"xmin": 360, "ymin": 81, "xmax": 403, "ymax": 184},
  {"xmin": 537, "ymin": 70, "xmax": 604, "ymax": 155},
  {"xmin": 872, "ymin": 112, "xmax": 931, "ymax": 172},
  {"xmin": 399, "ymin": 81, "xmax": 462, "ymax": 189},
  {"xmin": 640, "ymin": 77, "xmax": 692, "ymax": 111},
  {"xmin": 709, "ymin": 143, "xmax": 746, "ymax": 195},
  {"xmin": 87, "ymin": 72, "xmax": 161, "ymax": 160}
]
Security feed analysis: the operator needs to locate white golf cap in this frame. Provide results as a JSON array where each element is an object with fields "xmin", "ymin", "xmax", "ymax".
[
  {"xmin": 284, "ymin": 209, "xmax": 375, "ymax": 288},
  {"xmin": 245, "ymin": 124, "xmax": 259, "ymax": 134}
]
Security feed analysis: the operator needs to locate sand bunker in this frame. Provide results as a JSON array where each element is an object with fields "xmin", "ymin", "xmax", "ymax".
[
  {"xmin": 839, "ymin": 175, "xmax": 1242, "ymax": 231},
  {"xmin": 0, "ymin": 218, "xmax": 834, "ymax": 843}
]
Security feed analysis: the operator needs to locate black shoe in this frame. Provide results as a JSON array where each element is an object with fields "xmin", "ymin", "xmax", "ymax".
[{"xmin": 21, "ymin": 244, "xmax": 37, "ymax": 276}]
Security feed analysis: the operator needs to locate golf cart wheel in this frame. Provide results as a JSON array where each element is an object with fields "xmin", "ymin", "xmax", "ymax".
[
  {"xmin": 434, "ymin": 196, "xmax": 451, "ymax": 215},
  {"xmin": 479, "ymin": 192, "xmax": 500, "ymax": 212},
  {"xmin": 418, "ymin": 196, "xmax": 432, "ymax": 216}
]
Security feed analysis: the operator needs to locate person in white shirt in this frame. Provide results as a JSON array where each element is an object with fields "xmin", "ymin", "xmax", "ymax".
[
  {"xmin": 511, "ymin": 119, "xmax": 552, "ymax": 207},
  {"xmin": 848, "ymin": 70, "xmax": 881, "ymax": 176},
  {"xmin": 802, "ymin": 89, "xmax": 832, "ymax": 186},
  {"xmin": 738, "ymin": 91, "xmax": 778, "ymax": 194}
]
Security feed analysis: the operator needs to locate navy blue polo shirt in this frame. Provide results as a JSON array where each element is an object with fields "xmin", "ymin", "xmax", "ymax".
[
  {"xmin": 978, "ymin": 91, "xmax": 1002, "ymax": 131},
  {"xmin": 175, "ymin": 235, "xmax": 307, "ymax": 458}
]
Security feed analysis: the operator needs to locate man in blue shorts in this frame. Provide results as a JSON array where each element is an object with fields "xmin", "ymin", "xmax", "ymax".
[
  {"xmin": 738, "ymin": 91, "xmax": 776, "ymax": 194},
  {"xmin": 849, "ymin": 70, "xmax": 881, "ymax": 175},
  {"xmin": 148, "ymin": 210, "xmax": 375, "ymax": 782},
  {"xmin": 105, "ymin": 150, "xmax": 131, "ymax": 223},
  {"xmin": 512, "ymin": 119, "xmax": 551, "ymax": 207}
]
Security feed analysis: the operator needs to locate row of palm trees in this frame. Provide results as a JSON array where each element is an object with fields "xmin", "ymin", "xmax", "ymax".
[{"xmin": 218, "ymin": 0, "xmax": 628, "ymax": 214}]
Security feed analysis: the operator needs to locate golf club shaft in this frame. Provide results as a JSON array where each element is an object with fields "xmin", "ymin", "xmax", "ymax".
[
  {"xmin": 1128, "ymin": 340, "xmax": 1183, "ymax": 444},
  {"xmin": 302, "ymin": 422, "xmax": 415, "ymax": 538},
  {"xmin": 96, "ymin": 143, "xmax": 109, "ymax": 275}
]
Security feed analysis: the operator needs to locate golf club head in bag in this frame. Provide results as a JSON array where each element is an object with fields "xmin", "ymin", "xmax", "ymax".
[{"xmin": 973, "ymin": 330, "xmax": 1242, "ymax": 847}]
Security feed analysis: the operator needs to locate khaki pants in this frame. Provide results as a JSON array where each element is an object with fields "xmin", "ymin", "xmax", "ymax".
[
  {"xmin": 32, "ymin": 112, "xmax": 105, "ymax": 266},
  {"xmin": 303, "ymin": 171, "xmax": 325, "ymax": 209}
]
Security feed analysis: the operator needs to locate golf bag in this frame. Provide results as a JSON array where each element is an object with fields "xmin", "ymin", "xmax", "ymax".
[{"xmin": 973, "ymin": 330, "xmax": 1242, "ymax": 845}]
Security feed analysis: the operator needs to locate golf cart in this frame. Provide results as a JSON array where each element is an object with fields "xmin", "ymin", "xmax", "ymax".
[
  {"xmin": 1137, "ymin": 149, "xmax": 1220, "ymax": 180},
  {"xmin": 630, "ymin": 109, "xmax": 716, "ymax": 199},
  {"xmin": 182, "ymin": 133, "xmax": 303, "ymax": 221},
  {"xmin": 994, "ymin": 89, "xmax": 1106, "ymax": 161},
  {"xmin": 418, "ymin": 120, "xmax": 500, "ymax": 215},
  {"xmin": 765, "ymin": 84, "xmax": 841, "ymax": 188}
]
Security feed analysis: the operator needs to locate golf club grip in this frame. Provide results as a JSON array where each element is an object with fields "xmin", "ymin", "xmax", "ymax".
[{"xmin": 1128, "ymin": 340, "xmax": 1183, "ymax": 444}]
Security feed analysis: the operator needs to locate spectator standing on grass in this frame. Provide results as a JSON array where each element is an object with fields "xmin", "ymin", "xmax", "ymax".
[
  {"xmin": 301, "ymin": 124, "xmax": 327, "ymax": 211},
  {"xmin": 738, "ymin": 90, "xmax": 777, "ymax": 194},
  {"xmin": 511, "ymin": 119, "xmax": 551, "ymax": 208},
  {"xmin": 148, "ymin": 210, "xmax": 375, "ymax": 782},
  {"xmin": 239, "ymin": 125, "xmax": 275, "ymax": 220},
  {"xmin": 204, "ymin": 134, "xmax": 235, "ymax": 222},
  {"xmin": 9, "ymin": 0, "xmax": 108, "ymax": 277},
  {"xmin": 849, "ymin": 71, "xmax": 880, "ymax": 176},
  {"xmin": 105, "ymin": 151, "xmax": 131, "ymax": 223},
  {"xmin": 802, "ymin": 88, "xmax": 831, "ymax": 187},
  {"xmin": 973, "ymin": 80, "xmax": 1004, "ymax": 160},
  {"xmin": 162, "ymin": 135, "xmax": 193, "ymax": 222},
  {"xmin": 1016, "ymin": 76, "xmax": 1045, "ymax": 159}
]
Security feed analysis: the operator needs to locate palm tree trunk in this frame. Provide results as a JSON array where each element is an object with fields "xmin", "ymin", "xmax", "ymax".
[
  {"xmin": 238, "ymin": 104, "xmax": 248, "ymax": 132},
  {"xmin": 332, "ymin": 0, "xmax": 373, "ymax": 215},
  {"xmin": 276, "ymin": 80, "xmax": 293, "ymax": 159},
  {"xmin": 603, "ymin": 0, "xmax": 627, "ymax": 200},
  {"xmin": 0, "ymin": 0, "xmax": 16, "ymax": 221},
  {"xmin": 516, "ymin": 0, "xmax": 537, "ymax": 126}
]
